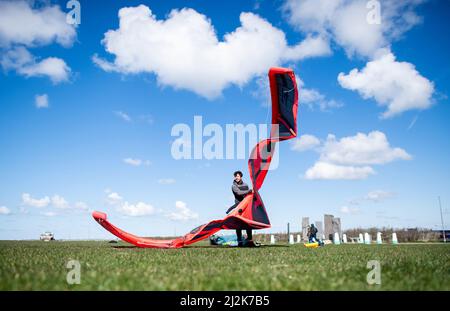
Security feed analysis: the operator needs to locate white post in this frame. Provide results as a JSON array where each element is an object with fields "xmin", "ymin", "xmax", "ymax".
[
  {"xmin": 296, "ymin": 234, "xmax": 301, "ymax": 243},
  {"xmin": 270, "ymin": 234, "xmax": 276, "ymax": 244},
  {"xmin": 342, "ymin": 233, "xmax": 347, "ymax": 244},
  {"xmin": 392, "ymin": 232, "xmax": 398, "ymax": 244},
  {"xmin": 289, "ymin": 234, "xmax": 294, "ymax": 244},
  {"xmin": 376, "ymin": 232, "xmax": 382, "ymax": 244},
  {"xmin": 364, "ymin": 232, "xmax": 371, "ymax": 244},
  {"xmin": 333, "ymin": 232, "xmax": 341, "ymax": 245},
  {"xmin": 359, "ymin": 233, "xmax": 364, "ymax": 244}
]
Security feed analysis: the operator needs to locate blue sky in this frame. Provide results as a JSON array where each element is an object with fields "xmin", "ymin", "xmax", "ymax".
[{"xmin": 0, "ymin": 0, "xmax": 449, "ymax": 239}]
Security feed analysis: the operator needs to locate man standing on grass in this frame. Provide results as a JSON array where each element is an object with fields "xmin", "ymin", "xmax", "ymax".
[{"xmin": 226, "ymin": 170, "xmax": 253, "ymax": 247}]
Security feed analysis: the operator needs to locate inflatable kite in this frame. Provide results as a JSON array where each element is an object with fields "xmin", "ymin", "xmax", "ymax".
[{"xmin": 92, "ymin": 67, "xmax": 298, "ymax": 248}]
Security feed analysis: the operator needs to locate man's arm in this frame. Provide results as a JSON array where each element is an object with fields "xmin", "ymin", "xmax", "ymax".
[{"xmin": 232, "ymin": 184, "xmax": 252, "ymax": 196}]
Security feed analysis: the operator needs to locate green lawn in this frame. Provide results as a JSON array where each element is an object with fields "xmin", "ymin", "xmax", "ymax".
[{"xmin": 0, "ymin": 240, "xmax": 449, "ymax": 290}]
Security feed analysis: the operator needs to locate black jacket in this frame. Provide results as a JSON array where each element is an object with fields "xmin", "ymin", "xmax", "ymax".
[{"xmin": 232, "ymin": 180, "xmax": 251, "ymax": 203}]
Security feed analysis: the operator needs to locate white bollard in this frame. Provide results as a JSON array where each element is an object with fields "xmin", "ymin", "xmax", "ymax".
[
  {"xmin": 376, "ymin": 232, "xmax": 382, "ymax": 244},
  {"xmin": 392, "ymin": 232, "xmax": 398, "ymax": 244},
  {"xmin": 296, "ymin": 234, "xmax": 301, "ymax": 243},
  {"xmin": 359, "ymin": 233, "xmax": 364, "ymax": 244},
  {"xmin": 342, "ymin": 233, "xmax": 348, "ymax": 244},
  {"xmin": 289, "ymin": 234, "xmax": 294, "ymax": 244},
  {"xmin": 364, "ymin": 232, "xmax": 371, "ymax": 244},
  {"xmin": 270, "ymin": 234, "xmax": 276, "ymax": 244},
  {"xmin": 333, "ymin": 232, "xmax": 341, "ymax": 245}
]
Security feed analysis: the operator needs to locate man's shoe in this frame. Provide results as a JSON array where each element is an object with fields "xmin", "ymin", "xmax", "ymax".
[{"xmin": 243, "ymin": 239, "xmax": 259, "ymax": 247}]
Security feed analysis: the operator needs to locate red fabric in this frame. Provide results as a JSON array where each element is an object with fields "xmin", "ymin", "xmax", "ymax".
[{"xmin": 92, "ymin": 67, "xmax": 298, "ymax": 248}]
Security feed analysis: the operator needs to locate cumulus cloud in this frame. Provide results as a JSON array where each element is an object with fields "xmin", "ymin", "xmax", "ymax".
[
  {"xmin": 0, "ymin": 1, "xmax": 75, "ymax": 82},
  {"xmin": 22, "ymin": 193, "xmax": 50, "ymax": 208},
  {"xmin": 338, "ymin": 51, "xmax": 434, "ymax": 118},
  {"xmin": 51, "ymin": 195, "xmax": 69, "ymax": 209},
  {"xmin": 105, "ymin": 190, "xmax": 155, "ymax": 216},
  {"xmin": 1, "ymin": 46, "xmax": 71, "ymax": 83},
  {"xmin": 35, "ymin": 94, "xmax": 49, "ymax": 108},
  {"xmin": 167, "ymin": 201, "xmax": 198, "ymax": 221},
  {"xmin": 283, "ymin": 0, "xmax": 424, "ymax": 58},
  {"xmin": 0, "ymin": 1, "xmax": 76, "ymax": 48},
  {"xmin": 0, "ymin": 206, "xmax": 11, "ymax": 215},
  {"xmin": 106, "ymin": 192, "xmax": 123, "ymax": 205},
  {"xmin": 290, "ymin": 134, "xmax": 320, "ymax": 152},
  {"xmin": 118, "ymin": 201, "xmax": 155, "ymax": 217},
  {"xmin": 305, "ymin": 161, "xmax": 375, "ymax": 180},
  {"xmin": 297, "ymin": 77, "xmax": 343, "ymax": 111},
  {"xmin": 94, "ymin": 5, "xmax": 330, "ymax": 98},
  {"xmin": 320, "ymin": 131, "xmax": 411, "ymax": 166},
  {"xmin": 22, "ymin": 193, "xmax": 89, "ymax": 211},
  {"xmin": 303, "ymin": 131, "xmax": 411, "ymax": 180}
]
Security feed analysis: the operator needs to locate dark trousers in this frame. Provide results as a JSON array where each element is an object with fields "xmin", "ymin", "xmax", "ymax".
[{"xmin": 236, "ymin": 229, "xmax": 253, "ymax": 241}]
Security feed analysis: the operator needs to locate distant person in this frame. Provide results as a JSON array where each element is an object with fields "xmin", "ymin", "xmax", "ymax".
[
  {"xmin": 226, "ymin": 171, "xmax": 253, "ymax": 246},
  {"xmin": 308, "ymin": 224, "xmax": 318, "ymax": 243}
]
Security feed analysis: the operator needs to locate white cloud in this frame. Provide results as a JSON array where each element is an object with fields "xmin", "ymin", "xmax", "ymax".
[
  {"xmin": 283, "ymin": 0, "xmax": 424, "ymax": 58},
  {"xmin": 0, "ymin": 1, "xmax": 76, "ymax": 48},
  {"xmin": 340, "ymin": 205, "xmax": 360, "ymax": 215},
  {"xmin": 118, "ymin": 201, "xmax": 155, "ymax": 217},
  {"xmin": 158, "ymin": 178, "xmax": 176, "ymax": 185},
  {"xmin": 167, "ymin": 201, "xmax": 198, "ymax": 221},
  {"xmin": 0, "ymin": 1, "xmax": 75, "ymax": 83},
  {"xmin": 338, "ymin": 51, "xmax": 434, "ymax": 118},
  {"xmin": 114, "ymin": 111, "xmax": 131, "ymax": 122},
  {"xmin": 94, "ymin": 5, "xmax": 330, "ymax": 98},
  {"xmin": 106, "ymin": 192, "xmax": 123, "ymax": 205},
  {"xmin": 303, "ymin": 131, "xmax": 411, "ymax": 180},
  {"xmin": 290, "ymin": 134, "xmax": 320, "ymax": 152},
  {"xmin": 365, "ymin": 190, "xmax": 395, "ymax": 202},
  {"xmin": 51, "ymin": 195, "xmax": 69, "ymax": 209},
  {"xmin": 0, "ymin": 206, "xmax": 11, "ymax": 215},
  {"xmin": 22, "ymin": 193, "xmax": 50, "ymax": 208},
  {"xmin": 35, "ymin": 94, "xmax": 49, "ymax": 108},
  {"xmin": 320, "ymin": 131, "xmax": 411, "ymax": 166},
  {"xmin": 297, "ymin": 77, "xmax": 342, "ymax": 111},
  {"xmin": 1, "ymin": 46, "xmax": 71, "ymax": 83},
  {"xmin": 305, "ymin": 161, "xmax": 375, "ymax": 180},
  {"xmin": 105, "ymin": 191, "xmax": 155, "ymax": 217}
]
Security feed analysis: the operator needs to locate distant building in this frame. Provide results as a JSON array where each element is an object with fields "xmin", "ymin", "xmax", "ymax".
[
  {"xmin": 332, "ymin": 217, "xmax": 342, "ymax": 237},
  {"xmin": 302, "ymin": 217, "xmax": 309, "ymax": 242},
  {"xmin": 315, "ymin": 221, "xmax": 323, "ymax": 240},
  {"xmin": 324, "ymin": 214, "xmax": 334, "ymax": 240}
]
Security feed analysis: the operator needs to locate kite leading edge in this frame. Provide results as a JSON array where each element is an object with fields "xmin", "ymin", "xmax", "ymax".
[{"xmin": 92, "ymin": 67, "xmax": 299, "ymax": 248}]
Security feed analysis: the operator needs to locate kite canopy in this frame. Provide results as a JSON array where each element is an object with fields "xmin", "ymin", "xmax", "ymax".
[{"xmin": 92, "ymin": 67, "xmax": 299, "ymax": 248}]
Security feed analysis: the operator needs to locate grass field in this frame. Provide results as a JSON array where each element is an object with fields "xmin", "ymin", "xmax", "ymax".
[{"xmin": 0, "ymin": 240, "xmax": 449, "ymax": 290}]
